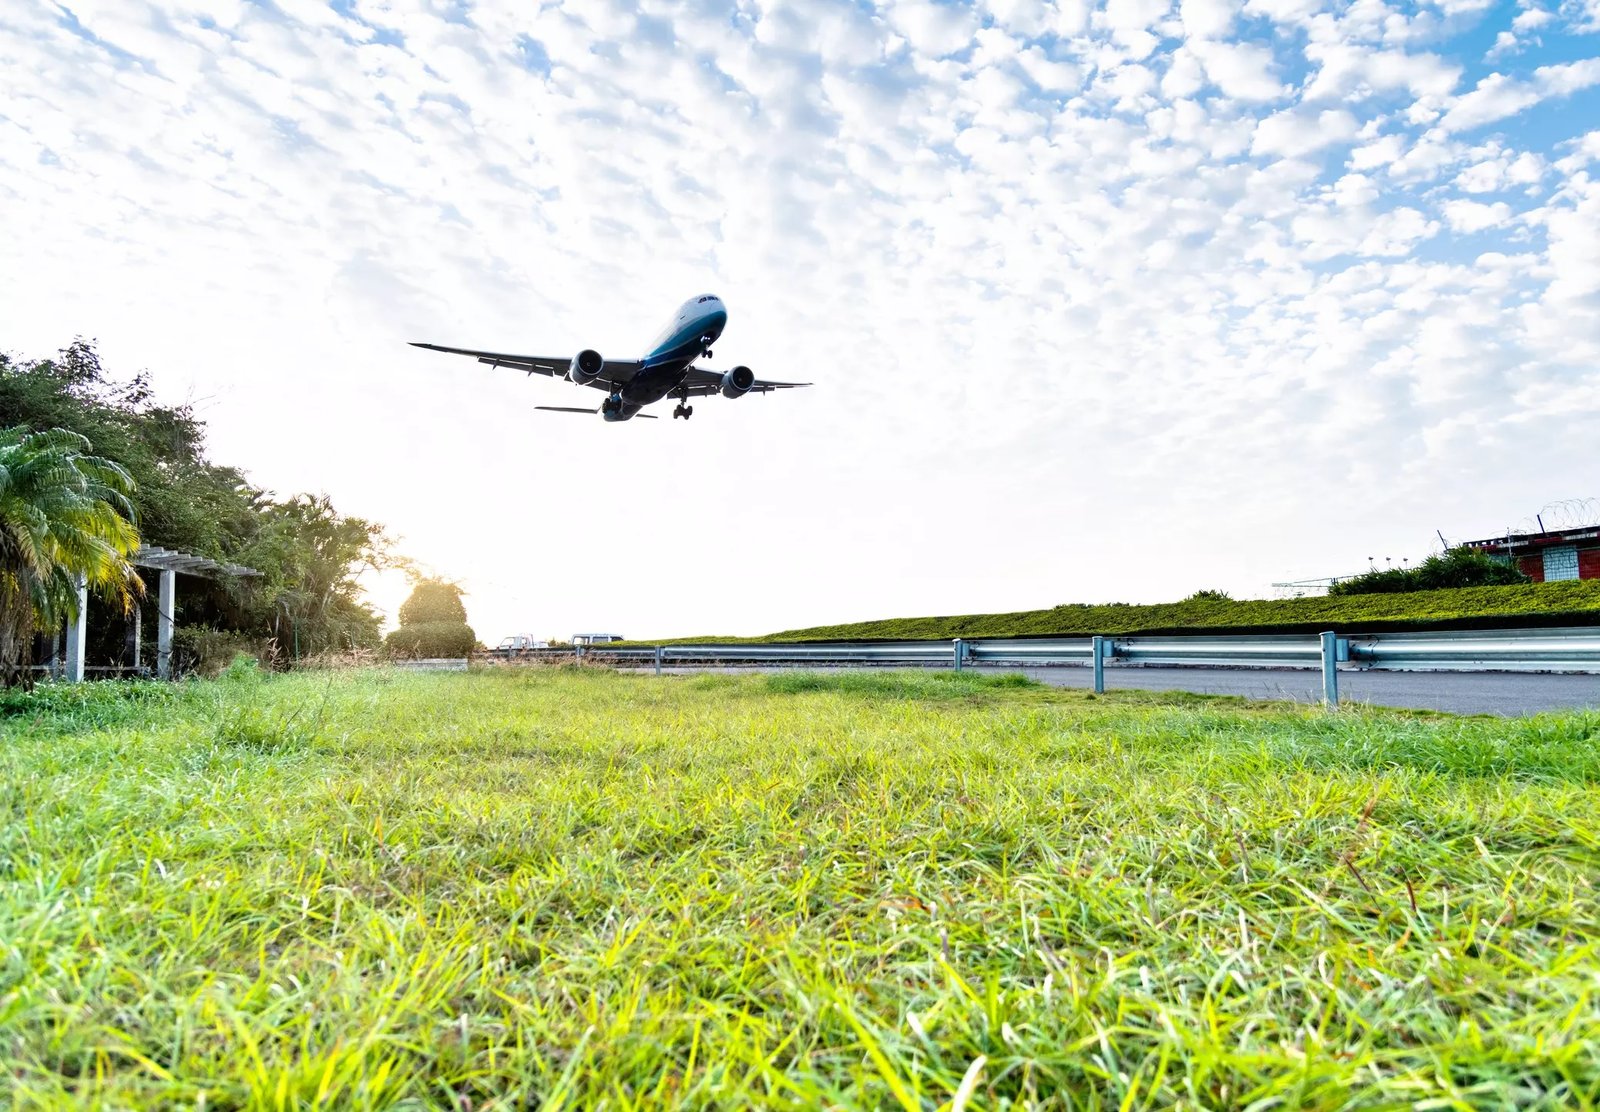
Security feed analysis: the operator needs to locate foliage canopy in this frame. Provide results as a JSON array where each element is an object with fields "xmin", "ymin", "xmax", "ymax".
[
  {"xmin": 1, "ymin": 340, "xmax": 390, "ymax": 667},
  {"xmin": 398, "ymin": 578, "xmax": 468, "ymax": 626},
  {"xmin": 0, "ymin": 426, "xmax": 141, "ymax": 685}
]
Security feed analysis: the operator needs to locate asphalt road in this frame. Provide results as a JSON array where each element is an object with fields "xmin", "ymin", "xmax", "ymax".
[
  {"xmin": 1006, "ymin": 665, "xmax": 1599, "ymax": 717},
  {"xmin": 648, "ymin": 665, "xmax": 1598, "ymax": 716}
]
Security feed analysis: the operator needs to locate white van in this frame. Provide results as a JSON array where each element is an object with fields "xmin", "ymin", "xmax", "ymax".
[{"xmin": 572, "ymin": 633, "xmax": 624, "ymax": 646}]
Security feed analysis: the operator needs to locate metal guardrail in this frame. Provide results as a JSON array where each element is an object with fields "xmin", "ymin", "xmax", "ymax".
[
  {"xmin": 497, "ymin": 626, "xmax": 1600, "ymax": 707},
  {"xmin": 1349, "ymin": 628, "xmax": 1600, "ymax": 672}
]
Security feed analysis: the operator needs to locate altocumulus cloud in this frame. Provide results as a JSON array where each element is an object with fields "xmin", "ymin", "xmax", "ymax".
[{"xmin": 1, "ymin": 0, "xmax": 1598, "ymax": 636}]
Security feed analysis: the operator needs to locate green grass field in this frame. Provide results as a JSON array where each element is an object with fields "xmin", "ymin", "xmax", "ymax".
[
  {"xmin": 4, "ymin": 665, "xmax": 1599, "ymax": 1108},
  {"xmin": 650, "ymin": 580, "xmax": 1600, "ymax": 644}
]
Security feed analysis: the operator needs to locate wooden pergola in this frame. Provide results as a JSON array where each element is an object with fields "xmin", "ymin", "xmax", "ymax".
[{"xmin": 59, "ymin": 547, "xmax": 260, "ymax": 681}]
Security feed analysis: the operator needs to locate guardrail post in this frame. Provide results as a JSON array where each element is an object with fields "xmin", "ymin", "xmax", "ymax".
[
  {"xmin": 654, "ymin": 645, "xmax": 663, "ymax": 675},
  {"xmin": 1320, "ymin": 631, "xmax": 1339, "ymax": 707},
  {"xmin": 1091, "ymin": 635, "xmax": 1105, "ymax": 694},
  {"xmin": 953, "ymin": 639, "xmax": 965, "ymax": 672}
]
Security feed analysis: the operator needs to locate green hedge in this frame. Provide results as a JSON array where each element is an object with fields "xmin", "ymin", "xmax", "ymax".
[
  {"xmin": 646, "ymin": 581, "xmax": 1600, "ymax": 644},
  {"xmin": 384, "ymin": 622, "xmax": 477, "ymax": 659}
]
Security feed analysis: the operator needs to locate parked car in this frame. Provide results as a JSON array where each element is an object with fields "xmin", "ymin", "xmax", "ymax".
[
  {"xmin": 572, "ymin": 633, "xmax": 624, "ymax": 646},
  {"xmin": 492, "ymin": 635, "xmax": 550, "ymax": 656}
]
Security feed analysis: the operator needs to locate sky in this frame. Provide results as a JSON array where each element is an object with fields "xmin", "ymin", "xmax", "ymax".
[{"xmin": 2, "ymin": 0, "xmax": 1598, "ymax": 642}]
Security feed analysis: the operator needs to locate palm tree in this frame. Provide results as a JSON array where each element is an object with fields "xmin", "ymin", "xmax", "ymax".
[{"xmin": 0, "ymin": 427, "xmax": 141, "ymax": 687}]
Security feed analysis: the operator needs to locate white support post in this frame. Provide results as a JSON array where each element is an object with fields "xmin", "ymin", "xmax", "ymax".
[
  {"xmin": 1320, "ymin": 631, "xmax": 1339, "ymax": 707},
  {"xmin": 64, "ymin": 574, "xmax": 88, "ymax": 683},
  {"xmin": 1092, "ymin": 635, "xmax": 1106, "ymax": 694},
  {"xmin": 157, "ymin": 568, "xmax": 176, "ymax": 680},
  {"xmin": 953, "ymin": 638, "xmax": 965, "ymax": 672},
  {"xmin": 131, "ymin": 600, "xmax": 142, "ymax": 673},
  {"xmin": 45, "ymin": 620, "xmax": 61, "ymax": 679}
]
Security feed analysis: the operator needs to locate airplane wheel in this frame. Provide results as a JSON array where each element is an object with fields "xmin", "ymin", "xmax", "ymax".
[
  {"xmin": 684, "ymin": 406, "xmax": 694, "ymax": 419},
  {"xmin": 704, "ymin": 349, "xmax": 713, "ymax": 359}
]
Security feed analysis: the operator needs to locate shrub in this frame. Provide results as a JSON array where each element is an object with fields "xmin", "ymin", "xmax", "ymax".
[
  {"xmin": 171, "ymin": 628, "xmax": 276, "ymax": 677},
  {"xmin": 398, "ymin": 579, "xmax": 468, "ymax": 626},
  {"xmin": 385, "ymin": 621, "xmax": 477, "ymax": 659},
  {"xmin": 1330, "ymin": 548, "xmax": 1530, "ymax": 596},
  {"xmin": 1184, "ymin": 589, "xmax": 1233, "ymax": 602}
]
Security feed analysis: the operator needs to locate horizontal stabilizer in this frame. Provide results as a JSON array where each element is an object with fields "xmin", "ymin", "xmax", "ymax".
[{"xmin": 533, "ymin": 406, "xmax": 658, "ymax": 420}]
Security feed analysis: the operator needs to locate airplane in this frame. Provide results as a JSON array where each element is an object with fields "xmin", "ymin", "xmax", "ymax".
[{"xmin": 409, "ymin": 294, "xmax": 808, "ymax": 422}]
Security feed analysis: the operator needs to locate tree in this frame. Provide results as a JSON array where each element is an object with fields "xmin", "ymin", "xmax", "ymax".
[
  {"xmin": 236, "ymin": 495, "xmax": 390, "ymax": 660},
  {"xmin": 0, "ymin": 427, "xmax": 141, "ymax": 687},
  {"xmin": 398, "ymin": 578, "xmax": 467, "ymax": 625},
  {"xmin": 386, "ymin": 577, "xmax": 475, "ymax": 659},
  {"xmin": 3, "ymin": 341, "xmax": 394, "ymax": 667}
]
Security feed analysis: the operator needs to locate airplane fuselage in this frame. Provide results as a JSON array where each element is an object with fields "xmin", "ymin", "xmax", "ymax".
[{"xmin": 604, "ymin": 294, "xmax": 727, "ymax": 421}]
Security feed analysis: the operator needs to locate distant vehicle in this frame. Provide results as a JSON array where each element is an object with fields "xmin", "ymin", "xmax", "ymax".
[
  {"xmin": 492, "ymin": 635, "xmax": 549, "ymax": 656},
  {"xmin": 572, "ymin": 634, "xmax": 624, "ymax": 646},
  {"xmin": 410, "ymin": 293, "xmax": 809, "ymax": 422}
]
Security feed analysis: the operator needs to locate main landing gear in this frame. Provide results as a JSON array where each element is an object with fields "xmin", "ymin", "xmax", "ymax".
[{"xmin": 673, "ymin": 403, "xmax": 694, "ymax": 420}]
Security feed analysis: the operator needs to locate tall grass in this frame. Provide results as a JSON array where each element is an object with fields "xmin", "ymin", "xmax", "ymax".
[{"xmin": 2, "ymin": 668, "xmax": 1597, "ymax": 1107}]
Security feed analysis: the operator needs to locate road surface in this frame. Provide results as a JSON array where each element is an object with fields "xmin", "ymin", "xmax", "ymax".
[
  {"xmin": 1008, "ymin": 665, "xmax": 1598, "ymax": 716},
  {"xmin": 646, "ymin": 665, "xmax": 1598, "ymax": 716}
]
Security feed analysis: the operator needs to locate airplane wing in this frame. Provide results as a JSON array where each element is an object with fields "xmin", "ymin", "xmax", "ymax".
[
  {"xmin": 408, "ymin": 343, "xmax": 643, "ymax": 390},
  {"xmin": 677, "ymin": 366, "xmax": 811, "ymax": 398}
]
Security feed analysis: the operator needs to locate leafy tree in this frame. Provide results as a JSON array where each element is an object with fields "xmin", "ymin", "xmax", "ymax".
[
  {"xmin": 1329, "ymin": 548, "xmax": 1530, "ymax": 596},
  {"xmin": 1184, "ymin": 589, "xmax": 1233, "ymax": 602},
  {"xmin": 398, "ymin": 578, "xmax": 468, "ymax": 626},
  {"xmin": 233, "ymin": 495, "xmax": 389, "ymax": 660},
  {"xmin": 2, "ymin": 341, "xmax": 391, "ymax": 666},
  {"xmin": 0, "ymin": 427, "xmax": 141, "ymax": 687},
  {"xmin": 386, "ymin": 577, "xmax": 474, "ymax": 659}
]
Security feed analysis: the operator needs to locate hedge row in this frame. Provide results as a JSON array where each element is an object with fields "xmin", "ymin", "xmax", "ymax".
[{"xmin": 385, "ymin": 622, "xmax": 477, "ymax": 659}]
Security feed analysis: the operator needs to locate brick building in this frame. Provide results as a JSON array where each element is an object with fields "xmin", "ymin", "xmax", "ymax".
[{"xmin": 1462, "ymin": 526, "xmax": 1600, "ymax": 582}]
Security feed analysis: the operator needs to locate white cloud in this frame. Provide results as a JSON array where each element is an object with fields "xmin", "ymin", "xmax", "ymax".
[
  {"xmin": 1562, "ymin": 0, "xmax": 1600, "ymax": 32},
  {"xmin": 1555, "ymin": 130, "xmax": 1600, "ymax": 172},
  {"xmin": 0, "ymin": 0, "xmax": 1596, "ymax": 636},
  {"xmin": 1454, "ymin": 146, "xmax": 1546, "ymax": 191},
  {"xmin": 1190, "ymin": 39, "xmax": 1287, "ymax": 100},
  {"xmin": 1251, "ymin": 107, "xmax": 1360, "ymax": 158},
  {"xmin": 1438, "ymin": 72, "xmax": 1543, "ymax": 131},
  {"xmin": 1438, "ymin": 59, "xmax": 1600, "ymax": 133},
  {"xmin": 1443, "ymin": 198, "xmax": 1514, "ymax": 232},
  {"xmin": 1179, "ymin": 0, "xmax": 1238, "ymax": 39},
  {"xmin": 887, "ymin": 0, "xmax": 981, "ymax": 57},
  {"xmin": 1015, "ymin": 45, "xmax": 1082, "ymax": 91}
]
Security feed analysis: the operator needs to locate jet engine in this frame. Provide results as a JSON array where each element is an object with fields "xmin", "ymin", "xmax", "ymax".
[
  {"xmin": 720, "ymin": 365, "xmax": 755, "ymax": 399},
  {"xmin": 568, "ymin": 349, "xmax": 604, "ymax": 385}
]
